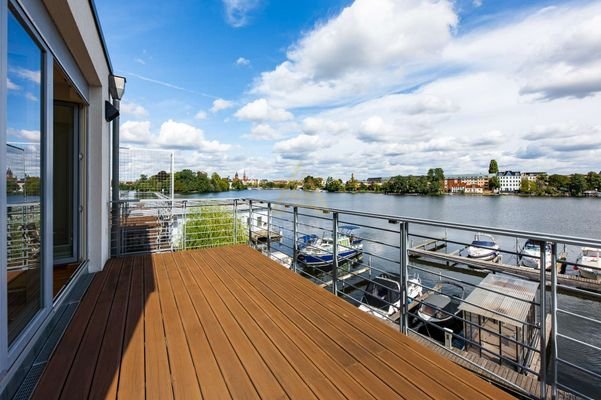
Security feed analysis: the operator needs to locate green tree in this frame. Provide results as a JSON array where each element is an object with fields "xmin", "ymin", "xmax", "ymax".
[
  {"xmin": 6, "ymin": 169, "xmax": 19, "ymax": 194},
  {"xmin": 427, "ymin": 168, "xmax": 445, "ymax": 194},
  {"xmin": 489, "ymin": 176, "xmax": 500, "ymax": 191},
  {"xmin": 488, "ymin": 160, "xmax": 499, "ymax": 174},
  {"xmin": 345, "ymin": 173, "xmax": 358, "ymax": 192},
  {"xmin": 548, "ymin": 174, "xmax": 570, "ymax": 193},
  {"xmin": 325, "ymin": 177, "xmax": 343, "ymax": 192},
  {"xmin": 24, "ymin": 176, "xmax": 41, "ymax": 196},
  {"xmin": 231, "ymin": 177, "xmax": 246, "ymax": 191},
  {"xmin": 569, "ymin": 174, "xmax": 587, "ymax": 196}
]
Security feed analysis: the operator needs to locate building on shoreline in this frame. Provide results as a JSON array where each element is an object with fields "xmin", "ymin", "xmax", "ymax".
[
  {"xmin": 444, "ymin": 174, "xmax": 490, "ymax": 193},
  {"xmin": 498, "ymin": 171, "xmax": 522, "ymax": 192}
]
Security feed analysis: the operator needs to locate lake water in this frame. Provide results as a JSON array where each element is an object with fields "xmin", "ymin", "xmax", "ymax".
[{"xmin": 179, "ymin": 190, "xmax": 601, "ymax": 397}]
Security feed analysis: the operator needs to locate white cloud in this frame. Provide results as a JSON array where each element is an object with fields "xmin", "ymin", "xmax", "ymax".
[
  {"xmin": 273, "ymin": 134, "xmax": 328, "ymax": 159},
  {"xmin": 236, "ymin": 57, "xmax": 250, "ymax": 66},
  {"xmin": 210, "ymin": 98, "xmax": 234, "ymax": 113},
  {"xmin": 246, "ymin": 124, "xmax": 281, "ymax": 140},
  {"xmin": 134, "ymin": 58, "xmax": 146, "ymax": 65},
  {"xmin": 121, "ymin": 101, "xmax": 149, "ymax": 118},
  {"xmin": 252, "ymin": 0, "xmax": 457, "ymax": 108},
  {"xmin": 25, "ymin": 92, "xmax": 38, "ymax": 102},
  {"xmin": 8, "ymin": 128, "xmax": 40, "ymax": 141},
  {"xmin": 194, "ymin": 110, "xmax": 208, "ymax": 120},
  {"xmin": 222, "ymin": 0, "xmax": 261, "ymax": 28},
  {"xmin": 121, "ymin": 121, "xmax": 152, "ymax": 144},
  {"xmin": 156, "ymin": 120, "xmax": 231, "ymax": 152},
  {"xmin": 301, "ymin": 117, "xmax": 348, "ymax": 136},
  {"xmin": 235, "ymin": 98, "xmax": 293, "ymax": 122},
  {"xmin": 11, "ymin": 67, "xmax": 41, "ymax": 84},
  {"xmin": 7, "ymin": 78, "xmax": 19, "ymax": 91}
]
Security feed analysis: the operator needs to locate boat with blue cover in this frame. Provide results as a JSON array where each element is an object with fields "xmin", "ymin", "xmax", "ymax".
[{"xmin": 296, "ymin": 225, "xmax": 363, "ymax": 270}]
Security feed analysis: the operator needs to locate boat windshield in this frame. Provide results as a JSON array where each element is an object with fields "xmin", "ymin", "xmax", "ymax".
[
  {"xmin": 583, "ymin": 249, "xmax": 601, "ymax": 258},
  {"xmin": 363, "ymin": 279, "xmax": 400, "ymax": 309},
  {"xmin": 524, "ymin": 242, "xmax": 540, "ymax": 250},
  {"xmin": 472, "ymin": 240, "xmax": 495, "ymax": 247}
]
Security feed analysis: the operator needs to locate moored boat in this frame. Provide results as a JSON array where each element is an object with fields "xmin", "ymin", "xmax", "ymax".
[
  {"xmin": 577, "ymin": 247, "xmax": 601, "ymax": 280},
  {"xmin": 296, "ymin": 226, "xmax": 363, "ymax": 270},
  {"xmin": 519, "ymin": 239, "xmax": 553, "ymax": 270},
  {"xmin": 466, "ymin": 233, "xmax": 500, "ymax": 261},
  {"xmin": 358, "ymin": 273, "xmax": 422, "ymax": 320},
  {"xmin": 415, "ymin": 282, "xmax": 465, "ymax": 331}
]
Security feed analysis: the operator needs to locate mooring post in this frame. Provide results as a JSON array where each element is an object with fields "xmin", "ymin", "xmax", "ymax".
[{"xmin": 332, "ymin": 212, "xmax": 339, "ymax": 295}]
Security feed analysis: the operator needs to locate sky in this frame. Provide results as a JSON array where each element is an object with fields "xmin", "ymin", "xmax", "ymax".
[{"xmin": 95, "ymin": 0, "xmax": 601, "ymax": 180}]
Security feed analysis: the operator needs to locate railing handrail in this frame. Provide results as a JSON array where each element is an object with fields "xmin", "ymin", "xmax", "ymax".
[{"xmin": 242, "ymin": 197, "xmax": 601, "ymax": 248}]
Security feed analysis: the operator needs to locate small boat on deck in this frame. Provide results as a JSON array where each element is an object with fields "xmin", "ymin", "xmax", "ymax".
[
  {"xmin": 358, "ymin": 273, "xmax": 422, "ymax": 320},
  {"xmin": 577, "ymin": 247, "xmax": 601, "ymax": 280},
  {"xmin": 296, "ymin": 226, "xmax": 363, "ymax": 270},
  {"xmin": 466, "ymin": 233, "xmax": 500, "ymax": 261},
  {"xmin": 519, "ymin": 239, "xmax": 552, "ymax": 270}
]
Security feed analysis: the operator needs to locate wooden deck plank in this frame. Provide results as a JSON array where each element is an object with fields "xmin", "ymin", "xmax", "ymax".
[
  {"xmin": 35, "ymin": 246, "xmax": 517, "ymax": 400},
  {"xmin": 183, "ymin": 251, "xmax": 319, "ymax": 400},
  {"xmin": 229, "ymin": 246, "xmax": 514, "ymax": 400},
  {"xmin": 117, "ymin": 255, "xmax": 146, "ymax": 400},
  {"xmin": 220, "ymin": 246, "xmax": 497, "ymax": 400},
  {"xmin": 88, "ymin": 257, "xmax": 134, "ymax": 400},
  {"xmin": 181, "ymin": 254, "xmax": 345, "ymax": 400},
  {"xmin": 159, "ymin": 253, "xmax": 233, "ymax": 400},
  {"xmin": 212, "ymin": 247, "xmax": 443, "ymax": 400},
  {"xmin": 188, "ymin": 251, "xmax": 375, "ymax": 400},
  {"xmin": 32, "ymin": 259, "xmax": 116, "ymax": 400},
  {"xmin": 143, "ymin": 254, "xmax": 174, "ymax": 400},
  {"xmin": 170, "ymin": 253, "xmax": 289, "ymax": 400},
  {"xmin": 59, "ymin": 257, "xmax": 124, "ymax": 399},
  {"xmin": 165, "ymin": 252, "xmax": 261, "ymax": 399},
  {"xmin": 153, "ymin": 253, "xmax": 202, "ymax": 398}
]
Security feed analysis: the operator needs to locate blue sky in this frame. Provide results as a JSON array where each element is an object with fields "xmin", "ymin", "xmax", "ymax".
[{"xmin": 95, "ymin": 0, "xmax": 601, "ymax": 180}]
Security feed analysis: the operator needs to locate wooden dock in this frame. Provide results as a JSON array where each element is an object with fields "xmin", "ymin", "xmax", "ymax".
[
  {"xmin": 32, "ymin": 245, "xmax": 514, "ymax": 399},
  {"xmin": 409, "ymin": 247, "xmax": 601, "ymax": 293}
]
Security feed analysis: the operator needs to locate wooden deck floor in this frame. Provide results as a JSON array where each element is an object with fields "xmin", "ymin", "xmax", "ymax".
[{"xmin": 32, "ymin": 245, "xmax": 514, "ymax": 399}]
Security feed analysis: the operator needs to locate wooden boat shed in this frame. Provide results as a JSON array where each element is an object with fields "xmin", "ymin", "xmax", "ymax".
[{"xmin": 459, "ymin": 274, "xmax": 539, "ymax": 369}]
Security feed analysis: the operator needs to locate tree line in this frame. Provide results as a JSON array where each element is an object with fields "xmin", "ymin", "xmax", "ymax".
[
  {"xmin": 519, "ymin": 172, "xmax": 601, "ymax": 197},
  {"xmin": 119, "ymin": 169, "xmax": 230, "ymax": 194}
]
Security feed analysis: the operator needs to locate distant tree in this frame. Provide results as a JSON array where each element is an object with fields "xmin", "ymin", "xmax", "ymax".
[
  {"xmin": 325, "ymin": 177, "xmax": 343, "ymax": 192},
  {"xmin": 569, "ymin": 174, "xmax": 587, "ymax": 196},
  {"xmin": 586, "ymin": 171, "xmax": 601, "ymax": 191},
  {"xmin": 345, "ymin": 173, "xmax": 358, "ymax": 192},
  {"xmin": 426, "ymin": 168, "xmax": 445, "ymax": 194},
  {"xmin": 6, "ymin": 169, "xmax": 19, "ymax": 194},
  {"xmin": 489, "ymin": 176, "xmax": 500, "ymax": 191},
  {"xmin": 24, "ymin": 176, "xmax": 41, "ymax": 196},
  {"xmin": 548, "ymin": 174, "xmax": 570, "ymax": 192},
  {"xmin": 520, "ymin": 178, "xmax": 534, "ymax": 194},
  {"xmin": 488, "ymin": 160, "xmax": 499, "ymax": 174},
  {"xmin": 231, "ymin": 178, "xmax": 246, "ymax": 191}
]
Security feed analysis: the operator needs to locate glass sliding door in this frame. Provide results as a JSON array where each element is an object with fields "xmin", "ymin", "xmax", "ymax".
[
  {"xmin": 53, "ymin": 103, "xmax": 78, "ymax": 264},
  {"xmin": 5, "ymin": 8, "xmax": 44, "ymax": 345}
]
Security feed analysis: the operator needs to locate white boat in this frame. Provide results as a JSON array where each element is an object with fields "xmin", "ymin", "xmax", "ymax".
[
  {"xmin": 519, "ymin": 239, "xmax": 553, "ymax": 270},
  {"xmin": 577, "ymin": 247, "xmax": 601, "ymax": 280},
  {"xmin": 359, "ymin": 273, "xmax": 422, "ymax": 320},
  {"xmin": 466, "ymin": 233, "xmax": 500, "ymax": 261}
]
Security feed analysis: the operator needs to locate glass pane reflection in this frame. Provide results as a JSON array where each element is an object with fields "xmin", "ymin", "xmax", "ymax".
[{"xmin": 6, "ymin": 10, "xmax": 44, "ymax": 344}]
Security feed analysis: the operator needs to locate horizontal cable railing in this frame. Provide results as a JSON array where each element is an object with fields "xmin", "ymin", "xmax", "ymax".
[{"xmin": 108, "ymin": 197, "xmax": 601, "ymax": 400}]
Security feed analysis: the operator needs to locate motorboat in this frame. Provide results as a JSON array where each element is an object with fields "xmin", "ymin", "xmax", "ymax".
[
  {"xmin": 358, "ymin": 273, "xmax": 422, "ymax": 320},
  {"xmin": 577, "ymin": 247, "xmax": 601, "ymax": 280},
  {"xmin": 466, "ymin": 233, "xmax": 500, "ymax": 261},
  {"xmin": 296, "ymin": 226, "xmax": 362, "ymax": 270},
  {"xmin": 519, "ymin": 239, "xmax": 553, "ymax": 270},
  {"xmin": 415, "ymin": 282, "xmax": 464, "ymax": 330}
]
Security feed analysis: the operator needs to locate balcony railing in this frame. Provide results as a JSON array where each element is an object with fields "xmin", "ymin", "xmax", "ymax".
[{"xmin": 109, "ymin": 197, "xmax": 601, "ymax": 400}]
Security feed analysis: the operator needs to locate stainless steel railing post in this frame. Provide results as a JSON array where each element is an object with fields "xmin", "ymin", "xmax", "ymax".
[
  {"xmin": 182, "ymin": 200, "xmax": 187, "ymax": 251},
  {"xmin": 248, "ymin": 200, "xmax": 253, "ymax": 247},
  {"xmin": 332, "ymin": 212, "xmax": 339, "ymax": 295},
  {"xmin": 400, "ymin": 221, "xmax": 409, "ymax": 334},
  {"xmin": 551, "ymin": 242, "xmax": 558, "ymax": 399},
  {"xmin": 293, "ymin": 206, "xmax": 298, "ymax": 273},
  {"xmin": 267, "ymin": 202, "xmax": 272, "ymax": 255},
  {"xmin": 539, "ymin": 241, "xmax": 548, "ymax": 400},
  {"xmin": 233, "ymin": 199, "xmax": 238, "ymax": 245}
]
